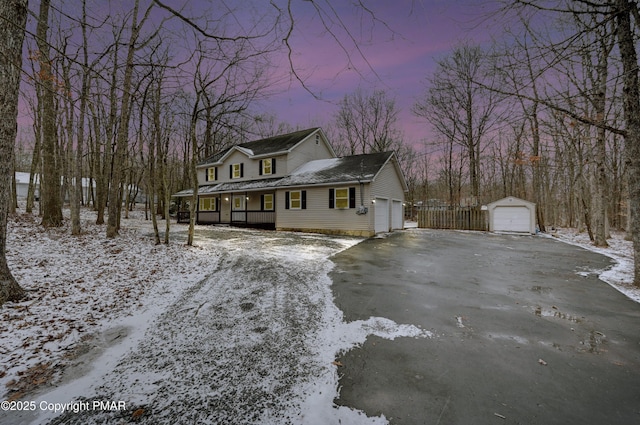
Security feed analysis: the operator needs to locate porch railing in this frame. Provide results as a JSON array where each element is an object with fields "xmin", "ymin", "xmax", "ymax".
[
  {"xmin": 232, "ymin": 210, "xmax": 275, "ymax": 224},
  {"xmin": 177, "ymin": 210, "xmax": 275, "ymax": 226}
]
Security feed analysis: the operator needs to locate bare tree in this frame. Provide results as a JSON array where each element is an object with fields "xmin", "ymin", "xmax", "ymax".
[
  {"xmin": 498, "ymin": 0, "xmax": 640, "ymax": 284},
  {"xmin": 414, "ymin": 44, "xmax": 503, "ymax": 203},
  {"xmin": 106, "ymin": 0, "xmax": 156, "ymax": 238},
  {"xmin": 334, "ymin": 88, "xmax": 401, "ymax": 155},
  {"xmin": 0, "ymin": 0, "xmax": 28, "ymax": 305}
]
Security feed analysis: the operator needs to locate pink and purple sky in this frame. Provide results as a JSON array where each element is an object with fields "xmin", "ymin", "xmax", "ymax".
[
  {"xmin": 263, "ymin": 0, "xmax": 503, "ymax": 150},
  {"xmin": 16, "ymin": 1, "xmax": 504, "ymax": 152}
]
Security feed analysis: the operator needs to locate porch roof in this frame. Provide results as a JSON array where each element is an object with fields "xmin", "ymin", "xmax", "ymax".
[{"xmin": 173, "ymin": 177, "xmax": 281, "ymax": 197}]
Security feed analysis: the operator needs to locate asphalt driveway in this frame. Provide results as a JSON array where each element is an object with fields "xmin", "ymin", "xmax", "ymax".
[{"xmin": 330, "ymin": 229, "xmax": 640, "ymax": 425}]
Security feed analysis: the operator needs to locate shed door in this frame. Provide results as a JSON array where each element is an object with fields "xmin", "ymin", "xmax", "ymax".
[
  {"xmin": 391, "ymin": 200, "xmax": 403, "ymax": 230},
  {"xmin": 493, "ymin": 206, "xmax": 530, "ymax": 233},
  {"xmin": 375, "ymin": 198, "xmax": 389, "ymax": 233}
]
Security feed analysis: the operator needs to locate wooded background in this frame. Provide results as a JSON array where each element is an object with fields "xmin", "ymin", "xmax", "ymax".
[{"xmin": 2, "ymin": 0, "xmax": 640, "ymax": 305}]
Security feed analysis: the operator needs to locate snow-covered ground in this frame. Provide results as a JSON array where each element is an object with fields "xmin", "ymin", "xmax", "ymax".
[
  {"xmin": 1, "ymin": 208, "xmax": 429, "ymax": 425},
  {"xmin": 548, "ymin": 228, "xmax": 640, "ymax": 303},
  {"xmin": 1, "ymin": 209, "xmax": 637, "ymax": 424}
]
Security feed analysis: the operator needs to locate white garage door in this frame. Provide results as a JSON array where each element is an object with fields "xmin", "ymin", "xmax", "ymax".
[
  {"xmin": 391, "ymin": 200, "xmax": 403, "ymax": 230},
  {"xmin": 493, "ymin": 206, "xmax": 531, "ymax": 233},
  {"xmin": 375, "ymin": 198, "xmax": 389, "ymax": 233}
]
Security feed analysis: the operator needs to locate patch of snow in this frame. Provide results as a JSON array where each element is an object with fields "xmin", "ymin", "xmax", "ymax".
[
  {"xmin": 548, "ymin": 229, "xmax": 640, "ymax": 303},
  {"xmin": 290, "ymin": 158, "xmax": 341, "ymax": 175},
  {"xmin": 1, "ymin": 205, "xmax": 427, "ymax": 425}
]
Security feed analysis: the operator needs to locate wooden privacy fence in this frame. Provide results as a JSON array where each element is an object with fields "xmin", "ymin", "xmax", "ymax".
[{"xmin": 418, "ymin": 209, "xmax": 488, "ymax": 231}]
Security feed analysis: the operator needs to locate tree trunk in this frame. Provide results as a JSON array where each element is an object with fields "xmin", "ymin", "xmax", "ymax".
[
  {"xmin": 187, "ymin": 96, "xmax": 200, "ymax": 246},
  {"xmin": 0, "ymin": 0, "xmax": 28, "ymax": 306},
  {"xmin": 70, "ymin": 0, "xmax": 90, "ymax": 236},
  {"xmin": 107, "ymin": 0, "xmax": 141, "ymax": 238},
  {"xmin": 616, "ymin": 0, "xmax": 640, "ymax": 285},
  {"xmin": 36, "ymin": 0, "xmax": 63, "ymax": 228}
]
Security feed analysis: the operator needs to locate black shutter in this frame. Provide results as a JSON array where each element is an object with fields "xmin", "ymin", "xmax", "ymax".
[
  {"xmin": 229, "ymin": 164, "xmax": 233, "ymax": 178},
  {"xmin": 329, "ymin": 189, "xmax": 335, "ymax": 209},
  {"xmin": 259, "ymin": 160, "xmax": 263, "ymax": 176},
  {"xmin": 301, "ymin": 191, "xmax": 307, "ymax": 209},
  {"xmin": 205, "ymin": 168, "xmax": 209, "ymax": 182},
  {"xmin": 285, "ymin": 191, "xmax": 290, "ymax": 209},
  {"xmin": 214, "ymin": 167, "xmax": 218, "ymax": 181},
  {"xmin": 272, "ymin": 158, "xmax": 276, "ymax": 174},
  {"xmin": 240, "ymin": 163, "xmax": 244, "ymax": 177},
  {"xmin": 349, "ymin": 187, "xmax": 356, "ymax": 209},
  {"xmin": 260, "ymin": 194, "xmax": 264, "ymax": 210}
]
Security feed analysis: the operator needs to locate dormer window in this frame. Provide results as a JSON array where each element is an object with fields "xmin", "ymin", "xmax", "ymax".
[{"xmin": 259, "ymin": 158, "xmax": 276, "ymax": 176}]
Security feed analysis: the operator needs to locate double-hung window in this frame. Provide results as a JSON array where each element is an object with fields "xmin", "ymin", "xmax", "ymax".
[
  {"xmin": 335, "ymin": 188, "xmax": 349, "ymax": 209},
  {"xmin": 285, "ymin": 190, "xmax": 306, "ymax": 210},
  {"xmin": 259, "ymin": 158, "xmax": 276, "ymax": 176},
  {"xmin": 230, "ymin": 163, "xmax": 243, "ymax": 179},
  {"xmin": 289, "ymin": 191, "xmax": 301, "ymax": 209},
  {"xmin": 206, "ymin": 167, "xmax": 217, "ymax": 182},
  {"xmin": 329, "ymin": 187, "xmax": 356, "ymax": 209},
  {"xmin": 262, "ymin": 194, "xmax": 274, "ymax": 211}
]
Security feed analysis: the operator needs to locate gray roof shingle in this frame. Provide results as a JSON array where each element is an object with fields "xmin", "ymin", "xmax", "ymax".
[
  {"xmin": 175, "ymin": 151, "xmax": 396, "ymax": 197},
  {"xmin": 199, "ymin": 127, "xmax": 319, "ymax": 165}
]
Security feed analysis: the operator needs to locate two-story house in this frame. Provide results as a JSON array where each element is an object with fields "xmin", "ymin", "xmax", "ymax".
[{"xmin": 173, "ymin": 127, "xmax": 407, "ymax": 236}]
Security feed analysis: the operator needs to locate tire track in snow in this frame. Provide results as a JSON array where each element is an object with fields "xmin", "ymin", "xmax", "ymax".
[{"xmin": 42, "ymin": 230, "xmax": 429, "ymax": 425}]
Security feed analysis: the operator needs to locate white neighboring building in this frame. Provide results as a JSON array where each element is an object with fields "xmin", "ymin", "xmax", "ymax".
[
  {"xmin": 487, "ymin": 196, "xmax": 537, "ymax": 234},
  {"xmin": 15, "ymin": 172, "xmax": 39, "ymax": 199},
  {"xmin": 14, "ymin": 172, "xmax": 93, "ymax": 202}
]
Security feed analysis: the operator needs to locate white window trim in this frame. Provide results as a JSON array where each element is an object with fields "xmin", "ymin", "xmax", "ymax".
[
  {"xmin": 335, "ymin": 187, "xmax": 349, "ymax": 209},
  {"xmin": 263, "ymin": 193, "xmax": 274, "ymax": 211},
  {"xmin": 207, "ymin": 167, "xmax": 216, "ymax": 181},
  {"xmin": 232, "ymin": 163, "xmax": 242, "ymax": 179},
  {"xmin": 289, "ymin": 190, "xmax": 302, "ymax": 210},
  {"xmin": 262, "ymin": 158, "xmax": 272, "ymax": 175},
  {"xmin": 199, "ymin": 197, "xmax": 216, "ymax": 211}
]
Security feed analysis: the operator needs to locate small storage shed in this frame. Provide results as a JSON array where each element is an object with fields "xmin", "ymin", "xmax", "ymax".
[{"xmin": 487, "ymin": 196, "xmax": 536, "ymax": 234}]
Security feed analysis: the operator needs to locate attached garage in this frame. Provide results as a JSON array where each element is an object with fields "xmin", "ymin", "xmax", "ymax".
[
  {"xmin": 487, "ymin": 196, "xmax": 536, "ymax": 234},
  {"xmin": 391, "ymin": 200, "xmax": 403, "ymax": 230},
  {"xmin": 374, "ymin": 197, "xmax": 389, "ymax": 233}
]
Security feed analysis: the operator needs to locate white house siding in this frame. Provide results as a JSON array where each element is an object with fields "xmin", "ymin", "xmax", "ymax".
[
  {"xmin": 285, "ymin": 133, "xmax": 334, "ymax": 174},
  {"xmin": 275, "ymin": 184, "xmax": 373, "ymax": 236}
]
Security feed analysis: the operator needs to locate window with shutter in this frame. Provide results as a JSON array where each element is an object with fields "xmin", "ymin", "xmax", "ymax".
[
  {"xmin": 206, "ymin": 167, "xmax": 217, "ymax": 182},
  {"xmin": 263, "ymin": 194, "xmax": 274, "ymax": 210},
  {"xmin": 231, "ymin": 163, "xmax": 242, "ymax": 179},
  {"xmin": 289, "ymin": 190, "xmax": 301, "ymax": 209},
  {"xmin": 262, "ymin": 158, "xmax": 272, "ymax": 175}
]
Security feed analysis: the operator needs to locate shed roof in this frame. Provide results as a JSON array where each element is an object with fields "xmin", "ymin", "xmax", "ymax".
[{"xmin": 487, "ymin": 196, "xmax": 536, "ymax": 208}]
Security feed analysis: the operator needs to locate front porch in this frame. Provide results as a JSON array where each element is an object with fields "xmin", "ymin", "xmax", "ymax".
[{"xmin": 177, "ymin": 190, "xmax": 276, "ymax": 230}]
